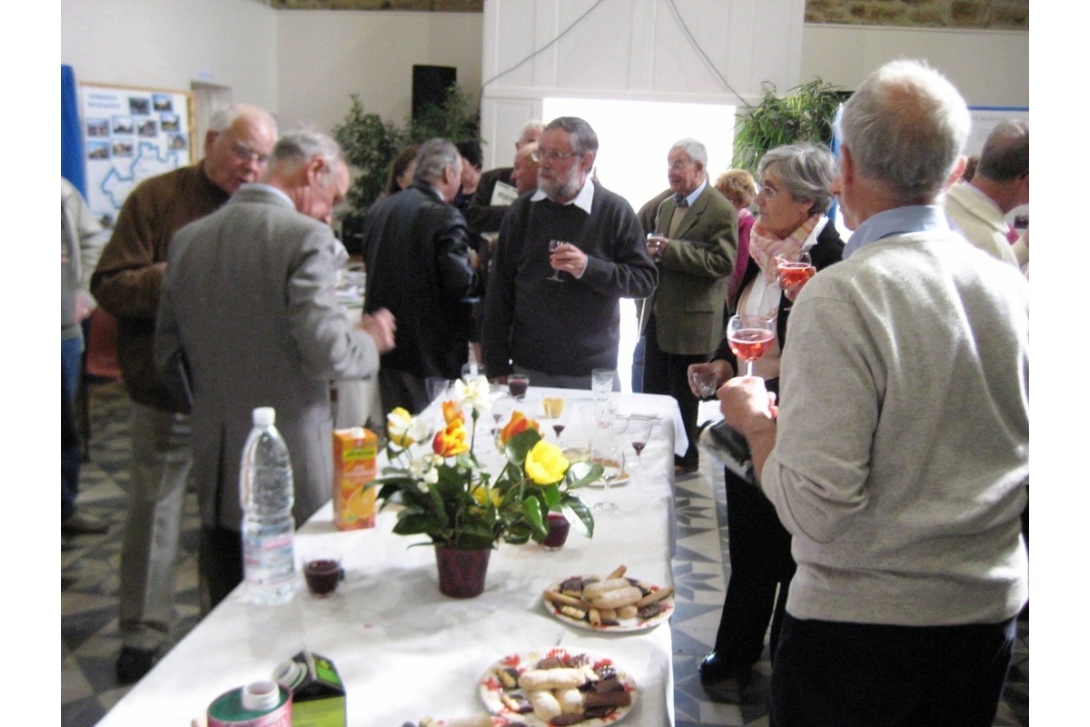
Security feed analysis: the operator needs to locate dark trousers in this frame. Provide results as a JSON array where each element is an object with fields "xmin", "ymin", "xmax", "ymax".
[
  {"xmin": 199, "ymin": 525, "xmax": 243, "ymax": 614},
  {"xmin": 61, "ymin": 336, "xmax": 83, "ymax": 520},
  {"xmin": 712, "ymin": 468, "xmax": 796, "ymax": 667},
  {"xmin": 771, "ymin": 613, "xmax": 1018, "ymax": 727},
  {"xmin": 379, "ymin": 368, "xmax": 431, "ymax": 416},
  {"xmin": 641, "ymin": 315, "xmax": 705, "ymax": 469}
]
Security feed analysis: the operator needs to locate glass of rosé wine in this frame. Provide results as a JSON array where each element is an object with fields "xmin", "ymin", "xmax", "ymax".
[
  {"xmin": 727, "ymin": 314, "xmax": 776, "ymax": 376},
  {"xmin": 776, "ymin": 251, "xmax": 815, "ymax": 291}
]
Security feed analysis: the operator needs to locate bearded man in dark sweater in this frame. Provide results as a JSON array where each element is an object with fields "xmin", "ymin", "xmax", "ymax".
[{"xmin": 482, "ymin": 117, "xmax": 657, "ymax": 389}]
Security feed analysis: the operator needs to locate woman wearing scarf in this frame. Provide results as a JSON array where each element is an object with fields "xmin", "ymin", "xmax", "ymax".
[{"xmin": 690, "ymin": 143, "xmax": 845, "ymax": 696}]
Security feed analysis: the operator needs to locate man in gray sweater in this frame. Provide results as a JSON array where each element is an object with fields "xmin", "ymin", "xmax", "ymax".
[{"xmin": 719, "ymin": 60, "xmax": 1028, "ymax": 726}]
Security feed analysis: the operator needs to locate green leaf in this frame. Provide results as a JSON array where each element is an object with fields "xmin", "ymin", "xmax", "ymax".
[
  {"xmin": 521, "ymin": 496, "xmax": 547, "ymax": 540},
  {"xmin": 561, "ymin": 495, "xmax": 594, "ymax": 539},
  {"xmin": 565, "ymin": 460, "xmax": 604, "ymax": 490}
]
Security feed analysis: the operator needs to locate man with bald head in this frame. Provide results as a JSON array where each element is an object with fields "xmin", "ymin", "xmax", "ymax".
[
  {"xmin": 92, "ymin": 103, "xmax": 278, "ymax": 683},
  {"xmin": 944, "ymin": 119, "xmax": 1029, "ymax": 267},
  {"xmin": 466, "ymin": 120, "xmax": 543, "ymax": 234},
  {"xmin": 156, "ymin": 129, "xmax": 395, "ymax": 610},
  {"xmin": 719, "ymin": 61, "xmax": 1028, "ymax": 725}
]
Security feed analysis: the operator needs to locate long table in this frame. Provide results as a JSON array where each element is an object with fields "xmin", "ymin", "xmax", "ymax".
[{"xmin": 96, "ymin": 388, "xmax": 686, "ymax": 726}]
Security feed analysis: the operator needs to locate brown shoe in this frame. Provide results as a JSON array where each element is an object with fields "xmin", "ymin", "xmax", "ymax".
[{"xmin": 62, "ymin": 512, "xmax": 109, "ymax": 536}]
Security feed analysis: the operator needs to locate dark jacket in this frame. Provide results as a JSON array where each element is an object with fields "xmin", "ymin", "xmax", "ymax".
[{"xmin": 361, "ymin": 181, "xmax": 482, "ymax": 379}]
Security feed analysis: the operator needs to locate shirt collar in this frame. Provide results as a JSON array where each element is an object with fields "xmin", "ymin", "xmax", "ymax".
[
  {"xmin": 240, "ymin": 182, "xmax": 294, "ymax": 208},
  {"xmin": 531, "ymin": 177, "xmax": 595, "ymax": 214},
  {"xmin": 843, "ymin": 204, "xmax": 952, "ymax": 258},
  {"xmin": 677, "ymin": 178, "xmax": 707, "ymax": 208}
]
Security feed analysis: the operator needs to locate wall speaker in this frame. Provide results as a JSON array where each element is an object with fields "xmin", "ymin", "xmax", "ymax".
[{"xmin": 412, "ymin": 65, "xmax": 457, "ymax": 121}]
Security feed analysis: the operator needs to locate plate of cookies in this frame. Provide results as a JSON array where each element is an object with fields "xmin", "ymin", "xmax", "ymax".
[
  {"xmin": 541, "ymin": 565, "xmax": 674, "ymax": 633},
  {"xmin": 478, "ymin": 647, "xmax": 637, "ymax": 726}
]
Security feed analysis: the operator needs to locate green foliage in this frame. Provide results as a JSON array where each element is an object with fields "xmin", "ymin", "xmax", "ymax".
[
  {"xmin": 732, "ymin": 79, "xmax": 845, "ymax": 175},
  {"xmin": 370, "ymin": 415, "xmax": 600, "ymax": 551},
  {"xmin": 333, "ymin": 86, "xmax": 480, "ymax": 215}
]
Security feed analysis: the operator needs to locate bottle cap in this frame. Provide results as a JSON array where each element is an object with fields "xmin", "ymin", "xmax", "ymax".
[
  {"xmin": 241, "ymin": 680, "xmax": 280, "ymax": 711},
  {"xmin": 252, "ymin": 407, "xmax": 276, "ymax": 427}
]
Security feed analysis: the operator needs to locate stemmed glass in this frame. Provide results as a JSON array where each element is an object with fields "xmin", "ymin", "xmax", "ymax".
[
  {"xmin": 727, "ymin": 314, "xmax": 777, "ymax": 376},
  {"xmin": 591, "ymin": 444, "xmax": 625, "ymax": 512},
  {"xmin": 776, "ymin": 251, "xmax": 814, "ymax": 290},
  {"xmin": 546, "ymin": 240, "xmax": 565, "ymax": 283},
  {"xmin": 627, "ymin": 417, "xmax": 654, "ymax": 468},
  {"xmin": 542, "ymin": 395, "xmax": 567, "ymax": 440}
]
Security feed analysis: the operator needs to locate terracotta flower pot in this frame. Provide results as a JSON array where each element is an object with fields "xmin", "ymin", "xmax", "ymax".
[{"xmin": 434, "ymin": 545, "xmax": 492, "ymax": 598}]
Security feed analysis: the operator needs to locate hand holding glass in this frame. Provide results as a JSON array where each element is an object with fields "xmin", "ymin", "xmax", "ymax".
[
  {"xmin": 727, "ymin": 314, "xmax": 776, "ymax": 376},
  {"xmin": 547, "ymin": 240, "xmax": 565, "ymax": 282}
]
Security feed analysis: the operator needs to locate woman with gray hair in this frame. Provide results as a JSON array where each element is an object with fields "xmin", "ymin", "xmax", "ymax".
[{"xmin": 688, "ymin": 142, "xmax": 845, "ymax": 695}]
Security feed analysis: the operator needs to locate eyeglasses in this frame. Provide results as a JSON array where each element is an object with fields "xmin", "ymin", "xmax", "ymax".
[
  {"xmin": 668, "ymin": 160, "xmax": 692, "ymax": 172},
  {"xmin": 230, "ymin": 141, "xmax": 269, "ymax": 166},
  {"xmin": 530, "ymin": 149, "xmax": 581, "ymax": 164}
]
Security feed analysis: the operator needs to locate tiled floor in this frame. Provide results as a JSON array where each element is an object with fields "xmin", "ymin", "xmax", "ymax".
[{"xmin": 62, "ymin": 382, "xmax": 1028, "ymax": 726}]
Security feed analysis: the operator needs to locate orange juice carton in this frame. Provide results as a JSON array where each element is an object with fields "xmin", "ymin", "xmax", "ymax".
[{"xmin": 332, "ymin": 427, "xmax": 378, "ymax": 530}]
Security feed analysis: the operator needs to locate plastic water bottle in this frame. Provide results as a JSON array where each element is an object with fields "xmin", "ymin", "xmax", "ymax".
[{"xmin": 240, "ymin": 407, "xmax": 296, "ymax": 605}]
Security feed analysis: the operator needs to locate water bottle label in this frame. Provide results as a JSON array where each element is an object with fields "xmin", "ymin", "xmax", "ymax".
[{"xmin": 243, "ymin": 531, "xmax": 296, "ymax": 587}]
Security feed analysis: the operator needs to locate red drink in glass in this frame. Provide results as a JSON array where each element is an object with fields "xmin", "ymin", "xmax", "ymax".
[
  {"xmin": 729, "ymin": 328, "xmax": 774, "ymax": 362},
  {"xmin": 778, "ymin": 262, "xmax": 814, "ymax": 288}
]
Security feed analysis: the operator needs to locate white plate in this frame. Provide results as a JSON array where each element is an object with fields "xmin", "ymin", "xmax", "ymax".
[
  {"xmin": 585, "ymin": 470, "xmax": 631, "ymax": 488},
  {"xmin": 478, "ymin": 648, "xmax": 638, "ymax": 727},
  {"xmin": 542, "ymin": 576, "xmax": 674, "ymax": 633}
]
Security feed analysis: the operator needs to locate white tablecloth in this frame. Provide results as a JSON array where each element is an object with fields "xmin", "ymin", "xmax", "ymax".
[{"xmin": 96, "ymin": 389, "xmax": 684, "ymax": 727}]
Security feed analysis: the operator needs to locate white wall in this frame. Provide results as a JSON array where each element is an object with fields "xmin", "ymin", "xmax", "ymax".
[
  {"xmin": 479, "ymin": 0, "xmax": 807, "ymax": 169},
  {"xmin": 61, "ymin": 3, "xmax": 1028, "ymax": 152},
  {"xmin": 275, "ymin": 10, "xmax": 484, "ymax": 132},
  {"xmin": 800, "ymin": 24, "xmax": 1029, "ymax": 107},
  {"xmin": 61, "ymin": 0, "xmax": 279, "ymax": 115}
]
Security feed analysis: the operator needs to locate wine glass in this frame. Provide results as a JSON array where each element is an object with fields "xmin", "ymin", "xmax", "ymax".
[
  {"xmin": 546, "ymin": 239, "xmax": 565, "ymax": 282},
  {"xmin": 627, "ymin": 417, "xmax": 654, "ymax": 468},
  {"xmin": 776, "ymin": 251, "xmax": 815, "ymax": 290},
  {"xmin": 591, "ymin": 444, "xmax": 625, "ymax": 512},
  {"xmin": 542, "ymin": 395, "xmax": 567, "ymax": 440},
  {"xmin": 727, "ymin": 314, "xmax": 776, "ymax": 376}
]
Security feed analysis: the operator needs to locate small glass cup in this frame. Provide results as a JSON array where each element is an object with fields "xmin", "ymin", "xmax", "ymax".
[
  {"xmin": 591, "ymin": 368, "xmax": 614, "ymax": 400},
  {"xmin": 508, "ymin": 374, "xmax": 530, "ymax": 400},
  {"xmin": 691, "ymin": 370, "xmax": 718, "ymax": 400},
  {"xmin": 303, "ymin": 552, "xmax": 344, "ymax": 598},
  {"xmin": 542, "ymin": 512, "xmax": 571, "ymax": 550}
]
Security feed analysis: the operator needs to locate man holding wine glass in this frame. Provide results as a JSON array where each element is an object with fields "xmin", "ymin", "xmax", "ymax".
[
  {"xmin": 481, "ymin": 116, "xmax": 657, "ymax": 390},
  {"xmin": 638, "ymin": 138, "xmax": 738, "ymax": 476},
  {"xmin": 686, "ymin": 142, "xmax": 845, "ymax": 697},
  {"xmin": 717, "ymin": 60, "xmax": 1028, "ymax": 727}
]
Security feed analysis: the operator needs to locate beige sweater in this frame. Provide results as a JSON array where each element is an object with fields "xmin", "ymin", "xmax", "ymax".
[{"xmin": 762, "ymin": 231, "xmax": 1029, "ymax": 626}]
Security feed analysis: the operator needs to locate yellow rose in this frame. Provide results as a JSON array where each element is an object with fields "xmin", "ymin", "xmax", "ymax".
[
  {"xmin": 471, "ymin": 484, "xmax": 503, "ymax": 507},
  {"xmin": 524, "ymin": 440, "xmax": 569, "ymax": 485}
]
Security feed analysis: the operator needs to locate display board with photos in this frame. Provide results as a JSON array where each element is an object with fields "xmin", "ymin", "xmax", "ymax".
[{"xmin": 79, "ymin": 82, "xmax": 196, "ymax": 227}]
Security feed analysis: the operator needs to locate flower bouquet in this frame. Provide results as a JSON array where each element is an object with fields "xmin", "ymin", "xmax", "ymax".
[{"xmin": 372, "ymin": 375, "xmax": 601, "ymax": 552}]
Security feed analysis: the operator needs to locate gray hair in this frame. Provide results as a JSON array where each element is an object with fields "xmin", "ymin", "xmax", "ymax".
[
  {"xmin": 837, "ymin": 59, "xmax": 970, "ymax": 205},
  {"xmin": 544, "ymin": 117, "xmax": 599, "ymax": 156},
  {"xmin": 758, "ymin": 143, "xmax": 838, "ymax": 215},
  {"xmin": 413, "ymin": 138, "xmax": 461, "ymax": 185},
  {"xmin": 976, "ymin": 120, "xmax": 1029, "ymax": 183},
  {"xmin": 208, "ymin": 103, "xmax": 277, "ymax": 135},
  {"xmin": 269, "ymin": 128, "xmax": 344, "ymax": 183},
  {"xmin": 671, "ymin": 138, "xmax": 708, "ymax": 168},
  {"xmin": 519, "ymin": 120, "xmax": 544, "ymax": 141}
]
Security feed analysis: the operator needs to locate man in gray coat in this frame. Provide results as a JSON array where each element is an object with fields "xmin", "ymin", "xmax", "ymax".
[{"xmin": 155, "ymin": 129, "xmax": 396, "ymax": 610}]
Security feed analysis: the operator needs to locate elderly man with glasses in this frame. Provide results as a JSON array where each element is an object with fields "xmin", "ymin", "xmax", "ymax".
[
  {"xmin": 639, "ymin": 138, "xmax": 737, "ymax": 475},
  {"xmin": 91, "ymin": 103, "xmax": 277, "ymax": 685},
  {"xmin": 482, "ymin": 116, "xmax": 657, "ymax": 390}
]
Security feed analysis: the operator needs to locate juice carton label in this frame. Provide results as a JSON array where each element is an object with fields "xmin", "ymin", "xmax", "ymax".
[{"xmin": 332, "ymin": 428, "xmax": 377, "ymax": 530}]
